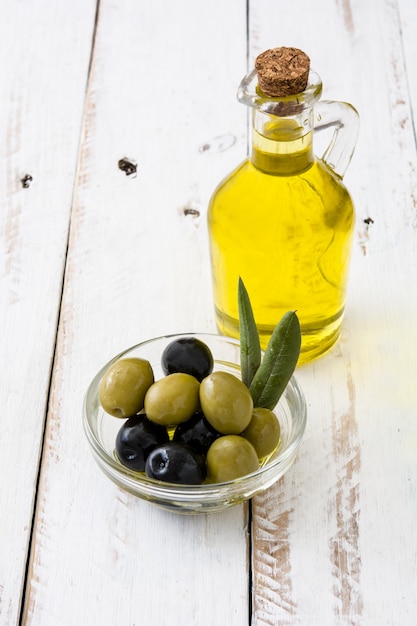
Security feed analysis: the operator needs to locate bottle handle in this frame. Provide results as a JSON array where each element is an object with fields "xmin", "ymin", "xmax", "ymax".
[{"xmin": 314, "ymin": 100, "xmax": 360, "ymax": 178}]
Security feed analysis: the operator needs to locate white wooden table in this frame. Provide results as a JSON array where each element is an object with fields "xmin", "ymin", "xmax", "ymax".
[{"xmin": 1, "ymin": 1, "xmax": 416, "ymax": 624}]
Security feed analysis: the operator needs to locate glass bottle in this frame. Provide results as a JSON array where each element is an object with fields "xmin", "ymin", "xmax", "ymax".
[{"xmin": 207, "ymin": 64, "xmax": 359, "ymax": 365}]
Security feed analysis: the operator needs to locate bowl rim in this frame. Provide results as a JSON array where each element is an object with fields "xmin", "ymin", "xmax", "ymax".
[{"xmin": 83, "ymin": 332, "xmax": 307, "ymax": 494}]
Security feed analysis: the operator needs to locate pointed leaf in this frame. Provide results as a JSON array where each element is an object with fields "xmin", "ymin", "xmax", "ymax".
[
  {"xmin": 249, "ymin": 311, "xmax": 301, "ymax": 409},
  {"xmin": 238, "ymin": 277, "xmax": 261, "ymax": 388}
]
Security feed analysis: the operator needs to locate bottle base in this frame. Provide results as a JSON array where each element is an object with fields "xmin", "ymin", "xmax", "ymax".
[{"xmin": 214, "ymin": 307, "xmax": 342, "ymax": 366}]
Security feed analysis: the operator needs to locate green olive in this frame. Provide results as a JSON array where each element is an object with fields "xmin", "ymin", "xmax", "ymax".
[
  {"xmin": 99, "ymin": 357, "xmax": 154, "ymax": 418},
  {"xmin": 199, "ymin": 371, "xmax": 253, "ymax": 435},
  {"xmin": 206, "ymin": 435, "xmax": 259, "ymax": 482},
  {"xmin": 144, "ymin": 373, "xmax": 200, "ymax": 426},
  {"xmin": 242, "ymin": 408, "xmax": 281, "ymax": 459}
]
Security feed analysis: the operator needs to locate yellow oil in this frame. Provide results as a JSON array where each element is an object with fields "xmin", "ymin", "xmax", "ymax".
[{"xmin": 207, "ymin": 120, "xmax": 355, "ymax": 365}]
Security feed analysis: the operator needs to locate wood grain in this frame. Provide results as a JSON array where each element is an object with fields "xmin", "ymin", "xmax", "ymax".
[
  {"xmin": 0, "ymin": 3, "xmax": 97, "ymax": 625},
  {"xmin": 21, "ymin": 1, "xmax": 250, "ymax": 624},
  {"xmin": 249, "ymin": 1, "xmax": 417, "ymax": 624}
]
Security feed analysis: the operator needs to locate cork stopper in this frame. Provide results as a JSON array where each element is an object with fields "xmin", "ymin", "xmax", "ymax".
[{"xmin": 255, "ymin": 47, "xmax": 310, "ymax": 97}]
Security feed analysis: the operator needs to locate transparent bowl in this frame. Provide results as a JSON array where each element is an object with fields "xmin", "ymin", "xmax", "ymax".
[{"xmin": 83, "ymin": 333, "xmax": 307, "ymax": 514}]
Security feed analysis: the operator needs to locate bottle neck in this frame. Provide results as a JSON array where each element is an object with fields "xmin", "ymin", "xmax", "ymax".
[{"xmin": 250, "ymin": 109, "xmax": 314, "ymax": 175}]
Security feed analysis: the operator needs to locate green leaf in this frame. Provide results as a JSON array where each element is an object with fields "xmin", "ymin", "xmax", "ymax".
[
  {"xmin": 238, "ymin": 277, "xmax": 261, "ymax": 388},
  {"xmin": 249, "ymin": 311, "xmax": 301, "ymax": 410}
]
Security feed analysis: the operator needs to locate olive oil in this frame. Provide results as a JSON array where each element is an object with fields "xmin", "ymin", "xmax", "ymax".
[{"xmin": 208, "ymin": 113, "xmax": 355, "ymax": 364}]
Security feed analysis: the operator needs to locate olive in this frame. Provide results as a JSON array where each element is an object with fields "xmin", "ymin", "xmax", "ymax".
[
  {"xmin": 242, "ymin": 408, "xmax": 281, "ymax": 459},
  {"xmin": 161, "ymin": 337, "xmax": 213, "ymax": 382},
  {"xmin": 99, "ymin": 357, "xmax": 154, "ymax": 418},
  {"xmin": 206, "ymin": 435, "xmax": 259, "ymax": 482},
  {"xmin": 199, "ymin": 371, "xmax": 253, "ymax": 435},
  {"xmin": 115, "ymin": 414, "xmax": 169, "ymax": 471},
  {"xmin": 145, "ymin": 442, "xmax": 207, "ymax": 484},
  {"xmin": 144, "ymin": 373, "xmax": 200, "ymax": 426},
  {"xmin": 173, "ymin": 411, "xmax": 220, "ymax": 455}
]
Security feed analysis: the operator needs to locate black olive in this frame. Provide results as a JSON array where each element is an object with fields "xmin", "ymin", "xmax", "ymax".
[
  {"xmin": 145, "ymin": 442, "xmax": 207, "ymax": 485},
  {"xmin": 115, "ymin": 414, "xmax": 169, "ymax": 471},
  {"xmin": 161, "ymin": 337, "xmax": 213, "ymax": 382},
  {"xmin": 173, "ymin": 411, "xmax": 220, "ymax": 455}
]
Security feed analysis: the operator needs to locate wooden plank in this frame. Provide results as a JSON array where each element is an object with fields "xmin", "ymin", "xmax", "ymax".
[
  {"xmin": 399, "ymin": 0, "xmax": 417, "ymax": 122},
  {"xmin": 21, "ymin": 1, "xmax": 250, "ymax": 625},
  {"xmin": 249, "ymin": 0, "xmax": 417, "ymax": 624},
  {"xmin": 0, "ymin": 3, "xmax": 97, "ymax": 625}
]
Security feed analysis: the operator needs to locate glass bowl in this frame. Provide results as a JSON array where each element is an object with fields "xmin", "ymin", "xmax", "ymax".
[{"xmin": 83, "ymin": 333, "xmax": 307, "ymax": 514}]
